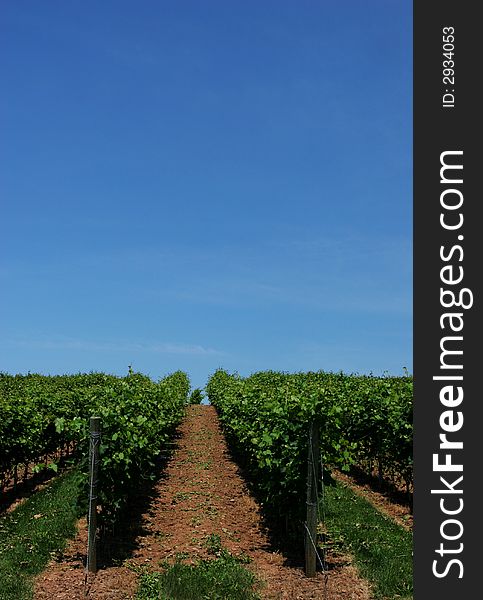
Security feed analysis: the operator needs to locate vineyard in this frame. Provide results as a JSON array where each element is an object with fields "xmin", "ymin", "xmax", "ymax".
[
  {"xmin": 0, "ymin": 369, "xmax": 413, "ymax": 600},
  {"xmin": 0, "ymin": 370, "xmax": 189, "ymax": 526},
  {"xmin": 207, "ymin": 369, "xmax": 413, "ymax": 523}
]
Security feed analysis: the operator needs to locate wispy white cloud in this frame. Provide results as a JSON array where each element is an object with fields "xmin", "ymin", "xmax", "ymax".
[
  {"xmin": 2, "ymin": 336, "xmax": 223, "ymax": 357},
  {"xmin": 148, "ymin": 272, "xmax": 411, "ymax": 316},
  {"xmin": 3, "ymin": 234, "xmax": 411, "ymax": 317}
]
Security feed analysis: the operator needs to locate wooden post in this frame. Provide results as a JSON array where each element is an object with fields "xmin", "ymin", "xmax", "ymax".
[
  {"xmin": 305, "ymin": 420, "xmax": 320, "ymax": 577},
  {"xmin": 87, "ymin": 416, "xmax": 101, "ymax": 574}
]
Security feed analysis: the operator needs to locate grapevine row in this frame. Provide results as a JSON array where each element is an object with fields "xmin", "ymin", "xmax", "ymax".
[
  {"xmin": 0, "ymin": 371, "xmax": 189, "ymax": 525},
  {"xmin": 207, "ymin": 369, "xmax": 412, "ymax": 523}
]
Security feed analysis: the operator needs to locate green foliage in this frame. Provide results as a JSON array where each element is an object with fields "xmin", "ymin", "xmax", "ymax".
[
  {"xmin": 206, "ymin": 369, "xmax": 413, "ymax": 523},
  {"xmin": 136, "ymin": 551, "xmax": 260, "ymax": 600},
  {"xmin": 204, "ymin": 533, "xmax": 222, "ymax": 555},
  {"xmin": 88, "ymin": 371, "xmax": 189, "ymax": 526},
  {"xmin": 0, "ymin": 372, "xmax": 103, "ymax": 480},
  {"xmin": 0, "ymin": 370, "xmax": 190, "ymax": 528},
  {"xmin": 189, "ymin": 388, "xmax": 204, "ymax": 405}
]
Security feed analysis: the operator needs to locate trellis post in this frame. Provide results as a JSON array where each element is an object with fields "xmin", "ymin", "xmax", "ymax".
[
  {"xmin": 87, "ymin": 416, "xmax": 101, "ymax": 575},
  {"xmin": 305, "ymin": 419, "xmax": 320, "ymax": 577}
]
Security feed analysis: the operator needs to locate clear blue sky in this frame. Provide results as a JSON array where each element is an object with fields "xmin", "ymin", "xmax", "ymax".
[{"xmin": 1, "ymin": 1, "xmax": 412, "ymax": 389}]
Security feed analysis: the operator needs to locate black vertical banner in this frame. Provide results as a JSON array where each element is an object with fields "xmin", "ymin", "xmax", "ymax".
[{"xmin": 414, "ymin": 2, "xmax": 481, "ymax": 598}]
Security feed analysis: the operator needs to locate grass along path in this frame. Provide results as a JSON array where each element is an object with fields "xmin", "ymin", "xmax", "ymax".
[
  {"xmin": 331, "ymin": 470, "xmax": 413, "ymax": 532},
  {"xmin": 0, "ymin": 470, "xmax": 81, "ymax": 600},
  {"xmin": 324, "ymin": 479, "xmax": 413, "ymax": 599},
  {"xmin": 34, "ymin": 406, "xmax": 372, "ymax": 599},
  {"xmin": 135, "ymin": 550, "xmax": 260, "ymax": 600}
]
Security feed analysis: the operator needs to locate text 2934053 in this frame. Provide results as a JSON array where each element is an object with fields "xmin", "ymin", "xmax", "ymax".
[{"xmin": 442, "ymin": 26, "xmax": 455, "ymax": 108}]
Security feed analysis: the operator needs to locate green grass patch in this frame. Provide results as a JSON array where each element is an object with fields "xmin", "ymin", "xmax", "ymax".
[
  {"xmin": 324, "ymin": 479, "xmax": 413, "ymax": 599},
  {"xmin": 136, "ymin": 550, "xmax": 260, "ymax": 600},
  {"xmin": 0, "ymin": 470, "xmax": 82, "ymax": 600}
]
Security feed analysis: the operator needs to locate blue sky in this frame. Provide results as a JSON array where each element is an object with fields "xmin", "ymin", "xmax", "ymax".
[{"xmin": 1, "ymin": 1, "xmax": 412, "ymax": 389}]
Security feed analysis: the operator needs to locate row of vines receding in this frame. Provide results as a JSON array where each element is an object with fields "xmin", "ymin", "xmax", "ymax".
[
  {"xmin": 0, "ymin": 370, "xmax": 190, "ymax": 528},
  {"xmin": 206, "ymin": 369, "xmax": 412, "ymax": 525}
]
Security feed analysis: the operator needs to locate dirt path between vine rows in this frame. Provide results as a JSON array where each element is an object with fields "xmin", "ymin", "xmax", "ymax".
[{"xmin": 34, "ymin": 406, "xmax": 371, "ymax": 599}]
